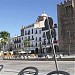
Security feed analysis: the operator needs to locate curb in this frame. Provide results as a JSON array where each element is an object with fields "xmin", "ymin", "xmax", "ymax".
[{"xmin": 3, "ymin": 58, "xmax": 75, "ymax": 61}]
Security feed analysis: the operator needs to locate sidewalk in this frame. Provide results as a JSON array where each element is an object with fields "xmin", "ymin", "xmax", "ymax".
[{"xmin": 2, "ymin": 55, "xmax": 75, "ymax": 61}]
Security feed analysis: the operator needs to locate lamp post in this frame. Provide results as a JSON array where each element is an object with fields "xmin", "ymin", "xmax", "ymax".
[
  {"xmin": 46, "ymin": 17, "xmax": 58, "ymax": 71},
  {"xmin": 43, "ymin": 34, "xmax": 47, "ymax": 54},
  {"xmin": 34, "ymin": 15, "xmax": 58, "ymax": 71}
]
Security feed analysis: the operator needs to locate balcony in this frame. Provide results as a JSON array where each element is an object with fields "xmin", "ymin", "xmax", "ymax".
[
  {"xmin": 14, "ymin": 40, "xmax": 21, "ymax": 43},
  {"xmin": 42, "ymin": 42, "xmax": 46, "ymax": 45}
]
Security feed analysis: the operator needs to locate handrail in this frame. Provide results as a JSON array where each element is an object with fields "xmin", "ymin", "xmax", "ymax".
[
  {"xmin": 18, "ymin": 66, "xmax": 38, "ymax": 75},
  {"xmin": 47, "ymin": 70, "xmax": 70, "ymax": 75},
  {"xmin": 0, "ymin": 65, "xmax": 3, "ymax": 71}
]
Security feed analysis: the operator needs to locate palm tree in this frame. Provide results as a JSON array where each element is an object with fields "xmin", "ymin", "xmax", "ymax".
[{"xmin": 0, "ymin": 31, "xmax": 9, "ymax": 51}]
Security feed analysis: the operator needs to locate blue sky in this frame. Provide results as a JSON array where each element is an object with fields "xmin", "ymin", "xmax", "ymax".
[{"xmin": 0, "ymin": 0, "xmax": 64, "ymax": 37}]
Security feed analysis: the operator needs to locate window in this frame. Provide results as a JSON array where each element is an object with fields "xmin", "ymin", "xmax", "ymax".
[
  {"xmin": 35, "ymin": 30, "xmax": 37, "ymax": 34},
  {"xmin": 22, "ymin": 37, "xmax": 23, "ymax": 40},
  {"xmin": 39, "ymin": 30, "xmax": 41, "ymax": 34},
  {"xmin": 21, "ymin": 29, "xmax": 24, "ymax": 36},
  {"xmin": 39, "ymin": 42, "xmax": 42, "ymax": 49},
  {"xmin": 17, "ymin": 38, "xmax": 18, "ymax": 42},
  {"xmin": 25, "ymin": 31, "xmax": 27, "ymax": 35},
  {"xmin": 28, "ymin": 30, "xmax": 30, "ymax": 35},
  {"xmin": 19, "ymin": 38, "xmax": 21, "ymax": 42},
  {"xmin": 39, "ymin": 37, "xmax": 41, "ymax": 41},
  {"xmin": 19, "ymin": 44, "xmax": 21, "ymax": 48},
  {"xmin": 32, "ymin": 36, "xmax": 34, "ymax": 40},
  {"xmin": 36, "ymin": 42, "xmax": 37, "ymax": 46},
  {"xmin": 17, "ymin": 44, "xmax": 18, "ymax": 48},
  {"xmin": 32, "ymin": 29, "xmax": 33, "ymax": 34},
  {"xmin": 36, "ymin": 37, "xmax": 37, "ymax": 41}
]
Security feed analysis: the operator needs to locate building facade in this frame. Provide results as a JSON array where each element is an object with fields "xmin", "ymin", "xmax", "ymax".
[
  {"xmin": 57, "ymin": 0, "xmax": 75, "ymax": 53},
  {"xmin": 12, "ymin": 12, "xmax": 58, "ymax": 54},
  {"xmin": 20, "ymin": 24, "xmax": 42, "ymax": 54},
  {"xmin": 12, "ymin": 36, "xmax": 21, "ymax": 50}
]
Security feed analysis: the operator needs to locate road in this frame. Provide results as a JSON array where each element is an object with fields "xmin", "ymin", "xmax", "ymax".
[{"xmin": 0, "ymin": 60, "xmax": 75, "ymax": 75}]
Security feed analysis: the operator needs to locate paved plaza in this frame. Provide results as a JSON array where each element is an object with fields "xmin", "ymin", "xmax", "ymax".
[{"xmin": 0, "ymin": 60, "xmax": 75, "ymax": 75}]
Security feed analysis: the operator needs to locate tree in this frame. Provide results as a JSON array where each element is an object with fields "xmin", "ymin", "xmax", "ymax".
[
  {"xmin": 24, "ymin": 38, "xmax": 28, "ymax": 47},
  {"xmin": 23, "ymin": 38, "xmax": 29, "ymax": 56},
  {"xmin": 0, "ymin": 31, "xmax": 9, "ymax": 51}
]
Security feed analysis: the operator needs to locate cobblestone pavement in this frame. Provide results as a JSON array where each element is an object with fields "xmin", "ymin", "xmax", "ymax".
[{"xmin": 0, "ymin": 60, "xmax": 75, "ymax": 75}]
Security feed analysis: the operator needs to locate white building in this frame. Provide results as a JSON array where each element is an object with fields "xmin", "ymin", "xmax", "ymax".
[
  {"xmin": 12, "ymin": 12, "xmax": 58, "ymax": 54},
  {"xmin": 20, "ymin": 23, "xmax": 42, "ymax": 53},
  {"xmin": 12, "ymin": 35, "xmax": 21, "ymax": 50}
]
